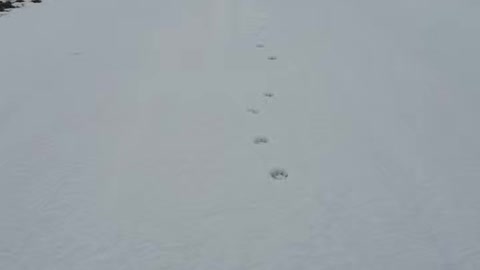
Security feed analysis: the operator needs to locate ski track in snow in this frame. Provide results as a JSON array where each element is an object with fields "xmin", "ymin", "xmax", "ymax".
[{"xmin": 1, "ymin": 0, "xmax": 480, "ymax": 269}]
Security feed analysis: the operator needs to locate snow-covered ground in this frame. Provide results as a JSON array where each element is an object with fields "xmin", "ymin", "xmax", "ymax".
[{"xmin": 1, "ymin": 0, "xmax": 480, "ymax": 269}]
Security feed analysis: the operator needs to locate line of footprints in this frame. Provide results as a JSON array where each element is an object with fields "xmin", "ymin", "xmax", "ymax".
[{"xmin": 247, "ymin": 43, "xmax": 289, "ymax": 181}]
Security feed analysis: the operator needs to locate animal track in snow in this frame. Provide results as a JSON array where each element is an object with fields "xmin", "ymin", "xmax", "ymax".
[
  {"xmin": 267, "ymin": 56, "xmax": 277, "ymax": 60},
  {"xmin": 253, "ymin": 136, "xmax": 269, "ymax": 145},
  {"xmin": 270, "ymin": 168, "xmax": 289, "ymax": 180},
  {"xmin": 247, "ymin": 108, "xmax": 260, "ymax": 114},
  {"xmin": 263, "ymin": 92, "xmax": 274, "ymax": 98},
  {"xmin": 256, "ymin": 44, "xmax": 265, "ymax": 48}
]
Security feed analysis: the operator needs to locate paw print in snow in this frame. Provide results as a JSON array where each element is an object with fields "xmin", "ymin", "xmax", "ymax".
[
  {"xmin": 270, "ymin": 168, "xmax": 289, "ymax": 180},
  {"xmin": 253, "ymin": 136, "xmax": 269, "ymax": 145}
]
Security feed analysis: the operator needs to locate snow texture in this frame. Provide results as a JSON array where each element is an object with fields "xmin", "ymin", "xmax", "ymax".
[{"xmin": 1, "ymin": 0, "xmax": 480, "ymax": 269}]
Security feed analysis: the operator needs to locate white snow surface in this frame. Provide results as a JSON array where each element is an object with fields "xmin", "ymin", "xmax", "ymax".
[{"xmin": 1, "ymin": 0, "xmax": 480, "ymax": 269}]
